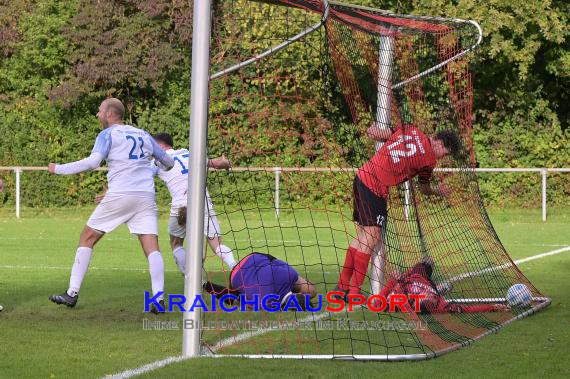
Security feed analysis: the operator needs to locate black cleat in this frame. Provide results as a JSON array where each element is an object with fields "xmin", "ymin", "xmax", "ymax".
[
  {"xmin": 150, "ymin": 299, "xmax": 166, "ymax": 314},
  {"xmin": 49, "ymin": 292, "xmax": 78, "ymax": 308},
  {"xmin": 330, "ymin": 286, "xmax": 349, "ymax": 303}
]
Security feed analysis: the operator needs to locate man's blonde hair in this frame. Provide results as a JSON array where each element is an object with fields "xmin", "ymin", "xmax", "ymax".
[{"xmin": 102, "ymin": 98, "xmax": 125, "ymax": 119}]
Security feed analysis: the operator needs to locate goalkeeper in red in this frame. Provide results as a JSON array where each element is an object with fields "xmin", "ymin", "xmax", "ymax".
[
  {"xmin": 377, "ymin": 257, "xmax": 510, "ymax": 313},
  {"xmin": 335, "ymin": 124, "xmax": 462, "ymax": 300}
]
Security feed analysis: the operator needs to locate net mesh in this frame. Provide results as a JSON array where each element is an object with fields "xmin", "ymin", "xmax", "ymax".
[{"xmin": 197, "ymin": 0, "xmax": 549, "ymax": 358}]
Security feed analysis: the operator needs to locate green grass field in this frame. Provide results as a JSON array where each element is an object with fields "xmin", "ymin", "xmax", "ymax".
[{"xmin": 0, "ymin": 207, "xmax": 568, "ymax": 378}]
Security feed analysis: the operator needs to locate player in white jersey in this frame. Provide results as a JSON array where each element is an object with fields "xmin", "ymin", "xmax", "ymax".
[
  {"xmin": 47, "ymin": 98, "xmax": 175, "ymax": 313},
  {"xmin": 153, "ymin": 133, "xmax": 237, "ymax": 273}
]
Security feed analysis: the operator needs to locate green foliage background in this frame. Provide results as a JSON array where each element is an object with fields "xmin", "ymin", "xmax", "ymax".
[{"xmin": 0, "ymin": 0, "xmax": 568, "ymax": 208}]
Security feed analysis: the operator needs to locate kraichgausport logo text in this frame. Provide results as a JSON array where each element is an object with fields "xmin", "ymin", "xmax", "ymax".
[{"xmin": 144, "ymin": 291, "xmax": 426, "ymax": 313}]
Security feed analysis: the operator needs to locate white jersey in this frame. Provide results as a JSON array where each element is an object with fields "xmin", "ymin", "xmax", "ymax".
[
  {"xmin": 92, "ymin": 124, "xmax": 172, "ymax": 195},
  {"xmin": 156, "ymin": 148, "xmax": 192, "ymax": 208},
  {"xmin": 155, "ymin": 148, "xmax": 212, "ymax": 213}
]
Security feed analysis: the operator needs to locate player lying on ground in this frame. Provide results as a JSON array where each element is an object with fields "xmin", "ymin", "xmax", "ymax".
[
  {"xmin": 203, "ymin": 252, "xmax": 317, "ymax": 310},
  {"xmin": 377, "ymin": 257, "xmax": 510, "ymax": 313},
  {"xmin": 48, "ymin": 98, "xmax": 175, "ymax": 313},
  {"xmin": 335, "ymin": 123, "xmax": 463, "ymax": 301},
  {"xmin": 152, "ymin": 132, "xmax": 237, "ymax": 273}
]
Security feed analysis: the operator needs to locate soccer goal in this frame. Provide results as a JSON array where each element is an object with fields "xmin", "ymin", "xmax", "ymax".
[{"xmin": 182, "ymin": 0, "xmax": 550, "ymax": 360}]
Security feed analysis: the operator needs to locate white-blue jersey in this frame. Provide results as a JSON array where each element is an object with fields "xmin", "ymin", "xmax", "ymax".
[
  {"xmin": 156, "ymin": 148, "xmax": 191, "ymax": 207},
  {"xmin": 93, "ymin": 124, "xmax": 171, "ymax": 194}
]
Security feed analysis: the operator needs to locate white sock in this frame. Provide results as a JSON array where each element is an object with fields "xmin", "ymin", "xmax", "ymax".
[
  {"xmin": 172, "ymin": 246, "xmax": 186, "ymax": 274},
  {"xmin": 147, "ymin": 251, "xmax": 165, "ymax": 300},
  {"xmin": 67, "ymin": 247, "xmax": 93, "ymax": 297},
  {"xmin": 215, "ymin": 244, "xmax": 237, "ymax": 269}
]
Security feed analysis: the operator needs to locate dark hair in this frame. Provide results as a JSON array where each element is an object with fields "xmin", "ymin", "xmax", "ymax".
[
  {"xmin": 435, "ymin": 130, "xmax": 463, "ymax": 159},
  {"xmin": 153, "ymin": 132, "xmax": 173, "ymax": 148}
]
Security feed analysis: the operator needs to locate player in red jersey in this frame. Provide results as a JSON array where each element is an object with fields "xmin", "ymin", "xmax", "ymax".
[
  {"xmin": 377, "ymin": 257, "xmax": 510, "ymax": 313},
  {"xmin": 334, "ymin": 124, "xmax": 463, "ymax": 300}
]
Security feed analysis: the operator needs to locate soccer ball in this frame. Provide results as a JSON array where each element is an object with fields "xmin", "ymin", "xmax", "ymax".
[{"xmin": 506, "ymin": 284, "xmax": 532, "ymax": 307}]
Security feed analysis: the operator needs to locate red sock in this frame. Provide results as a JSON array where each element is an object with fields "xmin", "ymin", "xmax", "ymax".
[
  {"xmin": 349, "ymin": 249, "xmax": 372, "ymax": 295},
  {"xmin": 337, "ymin": 247, "xmax": 358, "ymax": 291}
]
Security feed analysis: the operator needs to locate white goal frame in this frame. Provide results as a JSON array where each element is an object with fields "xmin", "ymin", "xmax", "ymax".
[{"xmin": 182, "ymin": 0, "xmax": 551, "ymax": 360}]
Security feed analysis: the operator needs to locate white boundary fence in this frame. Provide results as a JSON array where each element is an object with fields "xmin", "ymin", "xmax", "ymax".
[{"xmin": 0, "ymin": 166, "xmax": 568, "ymax": 221}]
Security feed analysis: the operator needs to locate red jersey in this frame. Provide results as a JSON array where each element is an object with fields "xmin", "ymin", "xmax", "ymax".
[
  {"xmin": 357, "ymin": 125, "xmax": 436, "ymax": 197},
  {"xmin": 379, "ymin": 266, "xmax": 498, "ymax": 314}
]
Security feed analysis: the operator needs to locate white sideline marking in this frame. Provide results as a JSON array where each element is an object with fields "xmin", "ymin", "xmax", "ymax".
[
  {"xmin": 448, "ymin": 246, "xmax": 570, "ymax": 284},
  {"xmin": 104, "ymin": 356, "xmax": 188, "ymax": 379},
  {"xmin": 104, "ymin": 245, "xmax": 570, "ymax": 378}
]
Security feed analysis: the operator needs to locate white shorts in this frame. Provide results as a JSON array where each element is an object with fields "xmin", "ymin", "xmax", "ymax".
[
  {"xmin": 169, "ymin": 196, "xmax": 221, "ymax": 239},
  {"xmin": 87, "ymin": 193, "xmax": 158, "ymax": 235}
]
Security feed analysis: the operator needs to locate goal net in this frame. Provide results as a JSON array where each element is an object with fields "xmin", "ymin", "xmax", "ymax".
[{"xmin": 192, "ymin": 0, "xmax": 550, "ymax": 359}]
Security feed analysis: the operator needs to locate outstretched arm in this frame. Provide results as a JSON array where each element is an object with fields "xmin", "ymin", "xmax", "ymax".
[
  {"xmin": 293, "ymin": 276, "xmax": 317, "ymax": 299},
  {"xmin": 367, "ymin": 123, "xmax": 393, "ymax": 141},
  {"xmin": 417, "ymin": 168, "xmax": 450, "ymax": 198},
  {"xmin": 208, "ymin": 156, "xmax": 231, "ymax": 170},
  {"xmin": 203, "ymin": 281, "xmax": 240, "ymax": 305},
  {"xmin": 450, "ymin": 303, "xmax": 511, "ymax": 313},
  {"xmin": 49, "ymin": 152, "xmax": 105, "ymax": 175},
  {"xmin": 150, "ymin": 138, "xmax": 174, "ymax": 171},
  {"xmin": 49, "ymin": 128, "xmax": 111, "ymax": 175}
]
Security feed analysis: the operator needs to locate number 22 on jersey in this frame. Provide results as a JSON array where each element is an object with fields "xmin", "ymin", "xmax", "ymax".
[{"xmin": 126, "ymin": 135, "xmax": 145, "ymax": 160}]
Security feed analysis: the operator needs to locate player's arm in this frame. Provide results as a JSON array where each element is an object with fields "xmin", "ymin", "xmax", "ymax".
[
  {"xmin": 417, "ymin": 168, "xmax": 450, "ymax": 197},
  {"xmin": 48, "ymin": 152, "xmax": 105, "ymax": 175},
  {"xmin": 208, "ymin": 156, "xmax": 231, "ymax": 170},
  {"xmin": 449, "ymin": 303, "xmax": 511, "ymax": 313},
  {"xmin": 203, "ymin": 281, "xmax": 240, "ymax": 305},
  {"xmin": 379, "ymin": 272, "xmax": 400, "ymax": 298},
  {"xmin": 292, "ymin": 276, "xmax": 317, "ymax": 299},
  {"xmin": 0, "ymin": 178, "xmax": 3, "ymax": 192},
  {"xmin": 367, "ymin": 122, "xmax": 393, "ymax": 141},
  {"xmin": 49, "ymin": 129, "xmax": 112, "ymax": 175},
  {"xmin": 149, "ymin": 137, "xmax": 175, "ymax": 171}
]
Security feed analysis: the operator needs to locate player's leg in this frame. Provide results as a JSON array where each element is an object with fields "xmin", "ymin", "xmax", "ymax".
[
  {"xmin": 348, "ymin": 225, "xmax": 381, "ymax": 295},
  {"xmin": 204, "ymin": 193, "xmax": 236, "ymax": 269},
  {"xmin": 338, "ymin": 176, "xmax": 387, "ymax": 296},
  {"xmin": 336, "ymin": 177, "xmax": 384, "ymax": 295},
  {"xmin": 127, "ymin": 196, "xmax": 165, "ymax": 313},
  {"xmin": 50, "ymin": 194, "xmax": 133, "ymax": 307},
  {"xmin": 49, "ymin": 225, "xmax": 105, "ymax": 307},
  {"xmin": 335, "ymin": 178, "xmax": 362, "ymax": 295},
  {"xmin": 168, "ymin": 212, "xmax": 187, "ymax": 274},
  {"xmin": 170, "ymin": 234, "xmax": 186, "ymax": 274},
  {"xmin": 138, "ymin": 233, "xmax": 166, "ymax": 314},
  {"xmin": 370, "ymin": 231, "xmax": 387, "ymax": 295}
]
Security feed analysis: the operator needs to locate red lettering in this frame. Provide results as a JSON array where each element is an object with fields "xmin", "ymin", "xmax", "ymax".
[
  {"xmin": 347, "ymin": 294, "xmax": 365, "ymax": 311},
  {"xmin": 389, "ymin": 294, "xmax": 409, "ymax": 312},
  {"xmin": 367, "ymin": 295, "xmax": 387, "ymax": 312},
  {"xmin": 326, "ymin": 291, "xmax": 345, "ymax": 312},
  {"xmin": 408, "ymin": 294, "xmax": 426, "ymax": 312}
]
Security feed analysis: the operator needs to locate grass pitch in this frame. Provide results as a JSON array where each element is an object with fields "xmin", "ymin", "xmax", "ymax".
[{"xmin": 0, "ymin": 207, "xmax": 568, "ymax": 378}]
